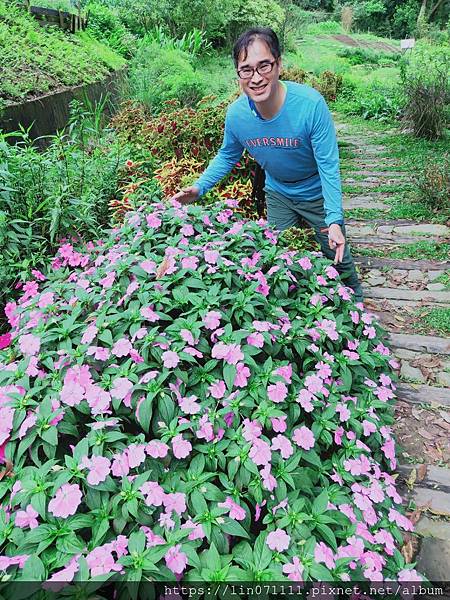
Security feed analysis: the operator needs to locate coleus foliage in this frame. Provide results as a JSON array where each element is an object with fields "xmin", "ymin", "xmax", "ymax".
[{"xmin": 0, "ymin": 199, "xmax": 421, "ymax": 593}]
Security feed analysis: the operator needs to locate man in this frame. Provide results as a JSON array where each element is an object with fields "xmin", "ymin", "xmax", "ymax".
[{"xmin": 171, "ymin": 27, "xmax": 363, "ymax": 302}]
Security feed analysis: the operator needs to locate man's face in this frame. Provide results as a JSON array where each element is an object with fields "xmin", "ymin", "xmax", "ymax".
[{"xmin": 236, "ymin": 38, "xmax": 281, "ymax": 104}]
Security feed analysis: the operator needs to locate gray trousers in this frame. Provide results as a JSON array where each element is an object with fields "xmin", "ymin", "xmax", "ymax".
[{"xmin": 266, "ymin": 190, "xmax": 363, "ymax": 302}]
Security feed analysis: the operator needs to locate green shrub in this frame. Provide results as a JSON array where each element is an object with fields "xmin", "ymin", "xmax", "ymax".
[
  {"xmin": 0, "ymin": 0, "xmax": 125, "ymax": 104},
  {"xmin": 400, "ymin": 43, "xmax": 450, "ymax": 140},
  {"xmin": 413, "ymin": 153, "xmax": 450, "ymax": 213},
  {"xmin": 0, "ymin": 198, "xmax": 421, "ymax": 585},
  {"xmin": 127, "ymin": 44, "xmax": 206, "ymax": 112},
  {"xmin": 225, "ymin": 0, "xmax": 286, "ymax": 44},
  {"xmin": 337, "ymin": 47, "xmax": 400, "ymax": 66},
  {"xmin": 0, "ymin": 101, "xmax": 137, "ymax": 308},
  {"xmin": 143, "ymin": 26, "xmax": 212, "ymax": 57},
  {"xmin": 86, "ymin": 2, "xmax": 137, "ymax": 58},
  {"xmin": 304, "ymin": 20, "xmax": 343, "ymax": 35},
  {"xmin": 334, "ymin": 82, "xmax": 403, "ymax": 122}
]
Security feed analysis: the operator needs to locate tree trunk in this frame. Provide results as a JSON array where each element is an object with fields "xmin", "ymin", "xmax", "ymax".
[
  {"xmin": 417, "ymin": 0, "xmax": 428, "ymax": 24},
  {"xmin": 428, "ymin": 0, "xmax": 446, "ymax": 20}
]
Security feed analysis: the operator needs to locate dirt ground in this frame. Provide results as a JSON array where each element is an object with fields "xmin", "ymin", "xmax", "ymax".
[{"xmin": 330, "ymin": 34, "xmax": 400, "ymax": 53}]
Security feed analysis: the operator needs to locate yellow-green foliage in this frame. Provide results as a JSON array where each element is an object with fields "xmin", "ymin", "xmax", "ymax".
[{"xmin": 0, "ymin": 0, "xmax": 126, "ymax": 104}]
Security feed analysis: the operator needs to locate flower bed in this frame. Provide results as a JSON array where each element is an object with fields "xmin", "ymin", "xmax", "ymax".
[{"xmin": 0, "ymin": 199, "xmax": 421, "ymax": 589}]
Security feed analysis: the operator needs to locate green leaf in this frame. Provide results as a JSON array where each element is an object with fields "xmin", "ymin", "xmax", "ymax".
[
  {"xmin": 190, "ymin": 489, "xmax": 208, "ymax": 514},
  {"xmin": 315, "ymin": 523, "xmax": 338, "ymax": 552},
  {"xmin": 128, "ymin": 530, "xmax": 146, "ymax": 554},
  {"xmin": 20, "ymin": 555, "xmax": 45, "ymax": 581},
  {"xmin": 253, "ymin": 532, "xmax": 272, "ymax": 570},
  {"xmin": 30, "ymin": 491, "xmax": 47, "ymax": 518},
  {"xmin": 312, "ymin": 490, "xmax": 328, "ymax": 515},
  {"xmin": 223, "ymin": 363, "xmax": 237, "ymax": 392},
  {"xmin": 218, "ymin": 517, "xmax": 249, "ymax": 539},
  {"xmin": 204, "ymin": 542, "xmax": 222, "ymax": 571},
  {"xmin": 137, "ymin": 393, "xmax": 153, "ymax": 432},
  {"xmin": 40, "ymin": 426, "xmax": 57, "ymax": 446}
]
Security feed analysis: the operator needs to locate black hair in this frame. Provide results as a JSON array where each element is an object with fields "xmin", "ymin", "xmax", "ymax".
[{"xmin": 233, "ymin": 27, "xmax": 281, "ymax": 67}]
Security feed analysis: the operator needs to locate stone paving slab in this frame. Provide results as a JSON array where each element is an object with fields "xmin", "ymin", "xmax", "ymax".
[
  {"xmin": 347, "ymin": 223, "xmax": 450, "ymax": 239},
  {"xmin": 343, "ymin": 197, "xmax": 390, "ymax": 210},
  {"xmin": 398, "ymin": 464, "xmax": 450, "ymax": 488},
  {"xmin": 354, "ymin": 256, "xmax": 450, "ymax": 271},
  {"xmin": 416, "ymin": 538, "xmax": 450, "ymax": 579},
  {"xmin": 396, "ymin": 384, "xmax": 450, "ymax": 407},
  {"xmin": 388, "ymin": 333, "xmax": 450, "ymax": 355},
  {"xmin": 415, "ymin": 517, "xmax": 450, "ymax": 539},
  {"xmin": 364, "ymin": 287, "xmax": 450, "ymax": 303}
]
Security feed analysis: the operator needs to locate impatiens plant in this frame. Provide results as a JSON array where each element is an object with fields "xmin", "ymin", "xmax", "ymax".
[{"xmin": 0, "ymin": 198, "xmax": 422, "ymax": 592}]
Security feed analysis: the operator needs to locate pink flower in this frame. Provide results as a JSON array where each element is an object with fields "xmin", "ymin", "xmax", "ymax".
[
  {"xmin": 181, "ymin": 256, "xmax": 199, "ymax": 270},
  {"xmin": 398, "ymin": 568, "xmax": 422, "ymax": 582},
  {"xmin": 249, "ymin": 438, "xmax": 271, "ymax": 466},
  {"xmin": 140, "ymin": 481, "xmax": 165, "ymax": 507},
  {"xmin": 48, "ymin": 483, "xmax": 82, "ymax": 518},
  {"xmin": 139, "ymin": 259, "xmax": 157, "ymax": 273},
  {"xmin": 110, "ymin": 377, "xmax": 133, "ymax": 400},
  {"xmin": 282, "ymin": 556, "xmax": 304, "ymax": 581},
  {"xmin": 298, "ymin": 257, "xmax": 312, "ymax": 270},
  {"xmin": 326, "ymin": 265, "xmax": 339, "ymax": 279},
  {"xmin": 111, "ymin": 453, "xmax": 129, "ymax": 477},
  {"xmin": 297, "ymin": 389, "xmax": 314, "ymax": 412},
  {"xmin": 292, "ymin": 426, "xmax": 315, "ymax": 450},
  {"xmin": 172, "ymin": 434, "xmax": 192, "ymax": 459},
  {"xmin": 261, "ymin": 465, "xmax": 277, "ymax": 491},
  {"xmin": 19, "ymin": 334, "xmax": 40, "ymax": 356},
  {"xmin": 146, "ymin": 213, "xmax": 161, "ymax": 228},
  {"xmin": 81, "ymin": 325, "xmax": 98, "ymax": 345},
  {"xmin": 0, "ymin": 333, "xmax": 12, "ymax": 350},
  {"xmin": 266, "ymin": 528, "xmax": 290, "ymax": 552},
  {"xmin": 127, "ymin": 444, "xmax": 147, "ymax": 469},
  {"xmin": 242, "ymin": 418, "xmax": 262, "ymax": 442},
  {"xmin": 112, "ymin": 338, "xmax": 132, "ymax": 357},
  {"xmin": 181, "ymin": 520, "xmax": 205, "ymax": 541},
  {"xmin": 267, "ymin": 381, "xmax": 288, "ymax": 403},
  {"xmin": 234, "ymin": 362, "xmax": 250, "ymax": 387},
  {"xmin": 275, "ymin": 364, "xmax": 292, "ymax": 384},
  {"xmin": 211, "ymin": 342, "xmax": 244, "ymax": 365},
  {"xmin": 85, "ymin": 455, "xmax": 111, "ymax": 485},
  {"xmin": 164, "ymin": 492, "xmax": 186, "ymax": 516},
  {"xmin": 204, "ymin": 250, "xmax": 219, "ymax": 264},
  {"xmin": 203, "ymin": 310, "xmax": 221, "ymax": 329},
  {"xmin": 218, "ymin": 497, "xmax": 246, "ymax": 521},
  {"xmin": 271, "ymin": 434, "xmax": 293, "ymax": 458},
  {"xmin": 271, "ymin": 416, "xmax": 287, "ymax": 433},
  {"xmin": 179, "ymin": 395, "xmax": 201, "ymax": 415},
  {"xmin": 208, "ymin": 380, "xmax": 226, "ymax": 399},
  {"xmin": 140, "ymin": 306, "xmax": 160, "ymax": 322},
  {"xmin": 19, "ymin": 413, "xmax": 37, "ymax": 439},
  {"xmin": 86, "ymin": 546, "xmax": 121, "ymax": 577},
  {"xmin": 165, "ymin": 544, "xmax": 188, "ymax": 575},
  {"xmin": 43, "ymin": 556, "xmax": 80, "ymax": 591},
  {"xmin": 336, "ymin": 403, "xmax": 351, "ymax": 422},
  {"xmin": 15, "ymin": 505, "xmax": 39, "ymax": 529},
  {"xmin": 146, "ymin": 440, "xmax": 169, "ymax": 458},
  {"xmin": 315, "ymin": 541, "xmax": 335, "ymax": 569},
  {"xmin": 162, "ymin": 351, "xmax": 180, "ymax": 369},
  {"xmin": 85, "ymin": 384, "xmax": 111, "ymax": 415},
  {"xmin": 247, "ymin": 332, "xmax": 264, "ymax": 348}
]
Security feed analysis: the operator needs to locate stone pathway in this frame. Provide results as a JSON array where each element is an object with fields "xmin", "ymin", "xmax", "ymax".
[{"xmin": 336, "ymin": 117, "xmax": 450, "ymax": 579}]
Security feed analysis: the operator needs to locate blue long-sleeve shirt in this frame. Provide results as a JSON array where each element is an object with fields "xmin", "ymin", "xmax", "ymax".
[{"xmin": 194, "ymin": 81, "xmax": 344, "ymax": 226}]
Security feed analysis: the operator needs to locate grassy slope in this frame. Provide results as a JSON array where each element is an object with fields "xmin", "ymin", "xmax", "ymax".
[{"xmin": 0, "ymin": 0, "xmax": 126, "ymax": 106}]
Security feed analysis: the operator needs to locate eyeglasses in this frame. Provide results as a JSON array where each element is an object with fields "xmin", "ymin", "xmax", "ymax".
[{"xmin": 237, "ymin": 60, "xmax": 277, "ymax": 80}]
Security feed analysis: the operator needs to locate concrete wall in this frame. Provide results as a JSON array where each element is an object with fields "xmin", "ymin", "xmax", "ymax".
[{"xmin": 0, "ymin": 68, "xmax": 127, "ymax": 148}]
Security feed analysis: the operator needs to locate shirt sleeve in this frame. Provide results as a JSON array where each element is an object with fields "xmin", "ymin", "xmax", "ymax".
[
  {"xmin": 193, "ymin": 109, "xmax": 244, "ymax": 197},
  {"xmin": 310, "ymin": 97, "xmax": 344, "ymax": 227}
]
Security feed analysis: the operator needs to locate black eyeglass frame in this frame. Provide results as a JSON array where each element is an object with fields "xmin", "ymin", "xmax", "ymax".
[{"xmin": 236, "ymin": 59, "xmax": 278, "ymax": 80}]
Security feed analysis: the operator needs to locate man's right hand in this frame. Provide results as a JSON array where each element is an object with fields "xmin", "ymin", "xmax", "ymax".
[{"xmin": 170, "ymin": 186, "xmax": 200, "ymax": 205}]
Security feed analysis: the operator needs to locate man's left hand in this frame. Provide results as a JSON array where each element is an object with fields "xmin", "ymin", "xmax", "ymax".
[{"xmin": 328, "ymin": 224, "xmax": 345, "ymax": 264}]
